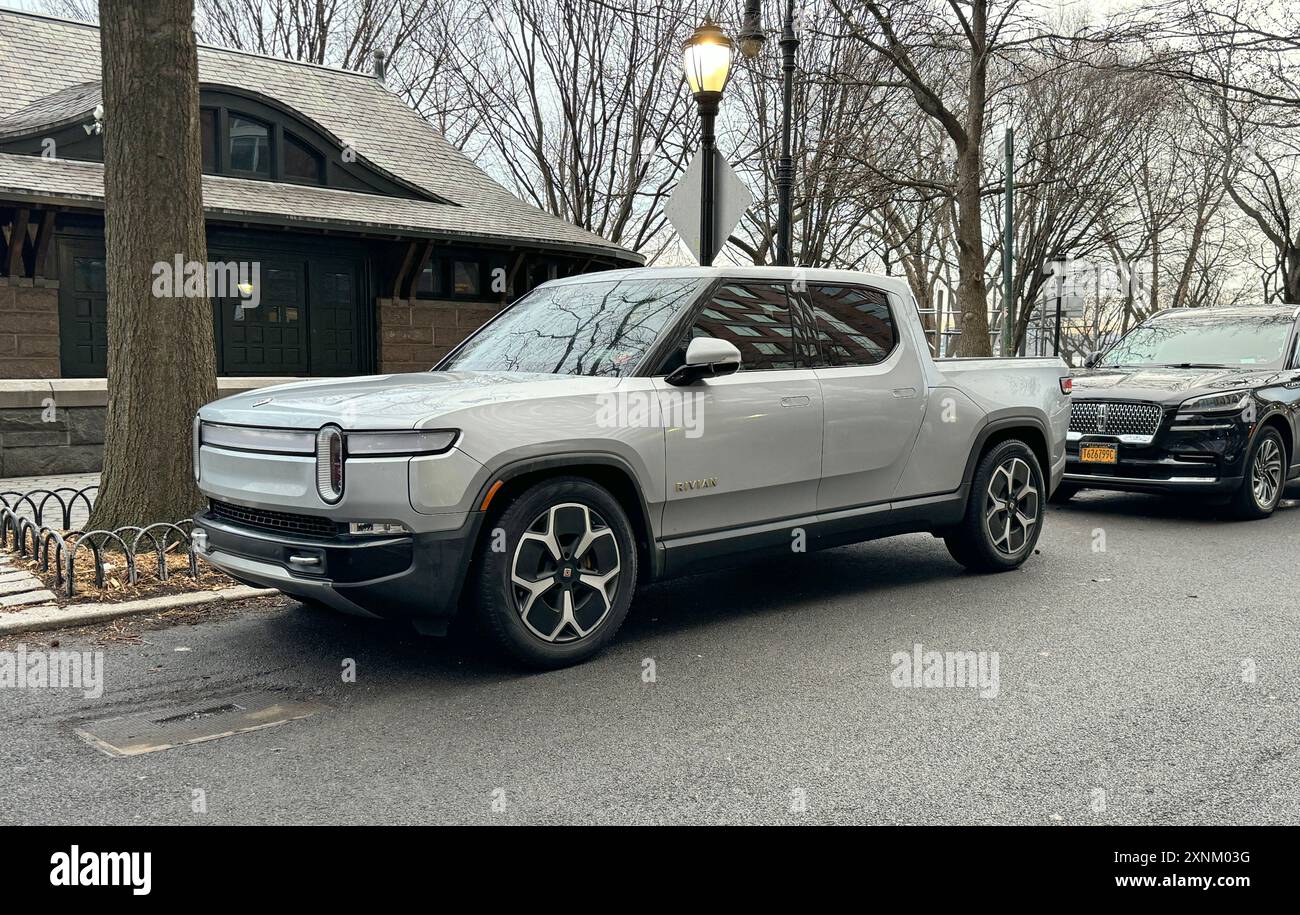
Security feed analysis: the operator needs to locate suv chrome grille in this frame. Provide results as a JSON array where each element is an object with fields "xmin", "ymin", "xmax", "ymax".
[
  {"xmin": 208, "ymin": 500, "xmax": 340, "ymax": 538},
  {"xmin": 1069, "ymin": 400, "xmax": 1163, "ymax": 437}
]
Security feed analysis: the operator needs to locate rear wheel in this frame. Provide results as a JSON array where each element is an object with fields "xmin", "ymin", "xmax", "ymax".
[
  {"xmin": 945, "ymin": 440, "xmax": 1045, "ymax": 572},
  {"xmin": 473, "ymin": 476, "xmax": 638, "ymax": 668},
  {"xmin": 1230, "ymin": 428, "xmax": 1286, "ymax": 520}
]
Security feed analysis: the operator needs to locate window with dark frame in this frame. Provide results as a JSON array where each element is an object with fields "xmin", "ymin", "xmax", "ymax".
[
  {"xmin": 283, "ymin": 131, "xmax": 323, "ymax": 183},
  {"xmin": 809, "ymin": 284, "xmax": 897, "ymax": 367},
  {"xmin": 227, "ymin": 113, "xmax": 271, "ymax": 176},
  {"xmin": 660, "ymin": 281, "xmax": 803, "ymax": 374},
  {"xmin": 199, "ymin": 108, "xmax": 218, "ymax": 173}
]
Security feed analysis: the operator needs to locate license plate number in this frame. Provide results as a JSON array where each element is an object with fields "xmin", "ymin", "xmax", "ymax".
[{"xmin": 1080, "ymin": 444, "xmax": 1118, "ymax": 464}]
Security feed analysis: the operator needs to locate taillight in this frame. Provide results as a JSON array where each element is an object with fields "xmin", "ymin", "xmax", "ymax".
[
  {"xmin": 315, "ymin": 425, "xmax": 344, "ymax": 503},
  {"xmin": 1060, "ymin": 376, "xmax": 1073, "ymax": 395}
]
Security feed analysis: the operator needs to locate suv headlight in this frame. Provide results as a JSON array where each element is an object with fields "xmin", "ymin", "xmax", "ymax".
[
  {"xmin": 1179, "ymin": 390, "xmax": 1251, "ymax": 414},
  {"xmin": 346, "ymin": 430, "xmax": 458, "ymax": 456},
  {"xmin": 316, "ymin": 425, "xmax": 345, "ymax": 504},
  {"xmin": 193, "ymin": 415, "xmax": 202, "ymax": 482}
]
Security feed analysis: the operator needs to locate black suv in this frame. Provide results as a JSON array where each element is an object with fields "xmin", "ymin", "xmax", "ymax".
[{"xmin": 1059, "ymin": 305, "xmax": 1300, "ymax": 518}]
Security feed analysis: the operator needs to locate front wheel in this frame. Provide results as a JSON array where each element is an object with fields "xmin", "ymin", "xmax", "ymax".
[
  {"xmin": 1229, "ymin": 428, "xmax": 1286, "ymax": 520},
  {"xmin": 472, "ymin": 476, "xmax": 638, "ymax": 668},
  {"xmin": 945, "ymin": 440, "xmax": 1046, "ymax": 572}
]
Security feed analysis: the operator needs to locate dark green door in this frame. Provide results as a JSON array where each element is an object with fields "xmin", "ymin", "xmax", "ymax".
[
  {"xmin": 214, "ymin": 254, "xmax": 361, "ymax": 376},
  {"xmin": 215, "ymin": 258, "xmax": 309, "ymax": 375},
  {"xmin": 56, "ymin": 239, "xmax": 108, "ymax": 378},
  {"xmin": 308, "ymin": 260, "xmax": 360, "ymax": 376}
]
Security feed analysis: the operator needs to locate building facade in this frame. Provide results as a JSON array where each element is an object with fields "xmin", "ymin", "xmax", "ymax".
[{"xmin": 0, "ymin": 10, "xmax": 639, "ymax": 475}]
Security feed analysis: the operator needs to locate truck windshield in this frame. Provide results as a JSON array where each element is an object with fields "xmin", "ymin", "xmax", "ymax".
[
  {"xmin": 1100, "ymin": 313, "xmax": 1294, "ymax": 368},
  {"xmin": 440, "ymin": 276, "xmax": 708, "ymax": 377}
]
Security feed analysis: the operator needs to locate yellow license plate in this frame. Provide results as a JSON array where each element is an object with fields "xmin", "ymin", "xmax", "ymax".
[{"xmin": 1080, "ymin": 444, "xmax": 1118, "ymax": 464}]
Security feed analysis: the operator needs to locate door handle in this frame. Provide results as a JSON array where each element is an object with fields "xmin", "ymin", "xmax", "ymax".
[
  {"xmin": 780, "ymin": 395, "xmax": 811, "ymax": 407},
  {"xmin": 892, "ymin": 387, "xmax": 918, "ymax": 399}
]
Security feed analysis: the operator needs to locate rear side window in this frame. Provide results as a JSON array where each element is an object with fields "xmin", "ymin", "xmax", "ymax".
[
  {"xmin": 810, "ymin": 285, "xmax": 897, "ymax": 366},
  {"xmin": 660, "ymin": 281, "xmax": 807, "ymax": 373}
]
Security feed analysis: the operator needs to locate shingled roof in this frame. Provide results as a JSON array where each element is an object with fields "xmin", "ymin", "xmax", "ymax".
[{"xmin": 0, "ymin": 9, "xmax": 641, "ymax": 264}]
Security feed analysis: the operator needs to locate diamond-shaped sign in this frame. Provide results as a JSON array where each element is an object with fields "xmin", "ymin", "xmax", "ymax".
[{"xmin": 665, "ymin": 149, "xmax": 753, "ymax": 264}]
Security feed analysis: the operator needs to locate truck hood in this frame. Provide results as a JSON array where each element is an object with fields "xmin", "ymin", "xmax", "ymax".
[
  {"xmin": 1071, "ymin": 365, "xmax": 1292, "ymax": 405},
  {"xmin": 198, "ymin": 371, "xmax": 623, "ymax": 430}
]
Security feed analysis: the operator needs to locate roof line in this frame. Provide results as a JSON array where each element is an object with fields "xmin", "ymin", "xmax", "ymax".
[{"xmin": 0, "ymin": 7, "xmax": 381, "ymax": 82}]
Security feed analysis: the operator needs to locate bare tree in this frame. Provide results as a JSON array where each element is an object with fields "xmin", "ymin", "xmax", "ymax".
[
  {"xmin": 831, "ymin": 0, "xmax": 1043, "ymax": 356},
  {"xmin": 91, "ymin": 0, "xmax": 217, "ymax": 528}
]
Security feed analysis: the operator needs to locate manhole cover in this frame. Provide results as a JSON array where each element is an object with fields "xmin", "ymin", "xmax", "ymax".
[{"xmin": 75, "ymin": 691, "xmax": 328, "ymax": 757}]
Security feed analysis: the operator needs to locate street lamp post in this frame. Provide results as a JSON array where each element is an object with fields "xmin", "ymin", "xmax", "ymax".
[
  {"xmin": 739, "ymin": 0, "xmax": 798, "ymax": 267},
  {"xmin": 683, "ymin": 21, "xmax": 735, "ymax": 267}
]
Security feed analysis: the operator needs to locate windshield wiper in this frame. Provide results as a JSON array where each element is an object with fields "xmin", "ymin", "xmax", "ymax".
[{"xmin": 1159, "ymin": 363, "xmax": 1227, "ymax": 369}]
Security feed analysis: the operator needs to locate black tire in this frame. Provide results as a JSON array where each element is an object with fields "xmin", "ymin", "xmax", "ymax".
[
  {"xmin": 472, "ymin": 476, "xmax": 638, "ymax": 668},
  {"xmin": 1048, "ymin": 482, "xmax": 1080, "ymax": 505},
  {"xmin": 1229, "ymin": 427, "xmax": 1287, "ymax": 520},
  {"xmin": 945, "ymin": 439, "xmax": 1046, "ymax": 572}
]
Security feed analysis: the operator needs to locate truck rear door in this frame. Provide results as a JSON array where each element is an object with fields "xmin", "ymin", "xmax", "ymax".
[{"xmin": 802, "ymin": 283, "xmax": 928, "ymax": 510}]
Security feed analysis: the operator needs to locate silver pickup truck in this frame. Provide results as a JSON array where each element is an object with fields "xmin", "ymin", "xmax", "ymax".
[{"xmin": 192, "ymin": 267, "xmax": 1070, "ymax": 667}]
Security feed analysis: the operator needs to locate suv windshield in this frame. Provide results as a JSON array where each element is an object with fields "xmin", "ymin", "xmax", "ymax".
[
  {"xmin": 440, "ymin": 276, "xmax": 707, "ymax": 377},
  {"xmin": 1100, "ymin": 313, "xmax": 1295, "ymax": 368}
]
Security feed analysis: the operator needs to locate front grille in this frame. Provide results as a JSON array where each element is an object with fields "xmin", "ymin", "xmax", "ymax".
[
  {"xmin": 1069, "ymin": 400, "xmax": 1163, "ymax": 437},
  {"xmin": 208, "ymin": 500, "xmax": 340, "ymax": 538}
]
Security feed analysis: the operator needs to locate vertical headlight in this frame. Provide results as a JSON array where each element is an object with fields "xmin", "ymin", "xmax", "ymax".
[
  {"xmin": 193, "ymin": 416, "xmax": 202, "ymax": 482},
  {"xmin": 316, "ymin": 425, "xmax": 344, "ymax": 503}
]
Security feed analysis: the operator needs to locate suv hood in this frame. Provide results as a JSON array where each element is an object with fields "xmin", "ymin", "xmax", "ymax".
[
  {"xmin": 198, "ymin": 371, "xmax": 623, "ymax": 430},
  {"xmin": 1072, "ymin": 365, "xmax": 1292, "ymax": 406}
]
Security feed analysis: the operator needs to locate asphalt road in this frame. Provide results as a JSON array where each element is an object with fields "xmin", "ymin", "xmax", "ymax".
[{"xmin": 2, "ymin": 489, "xmax": 1298, "ymax": 825}]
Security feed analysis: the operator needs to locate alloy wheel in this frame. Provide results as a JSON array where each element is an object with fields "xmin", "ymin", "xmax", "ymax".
[
  {"xmin": 1252, "ymin": 437, "xmax": 1284, "ymax": 509},
  {"xmin": 510, "ymin": 502, "xmax": 621, "ymax": 643},
  {"xmin": 985, "ymin": 457, "xmax": 1039, "ymax": 556}
]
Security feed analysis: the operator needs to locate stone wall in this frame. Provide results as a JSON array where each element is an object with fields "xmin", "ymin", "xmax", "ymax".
[
  {"xmin": 0, "ymin": 404, "xmax": 103, "ymax": 477},
  {"xmin": 377, "ymin": 296, "xmax": 504, "ymax": 373},
  {"xmin": 0, "ymin": 278, "xmax": 61, "ymax": 379},
  {"xmin": 0, "ymin": 378, "xmax": 282, "ymax": 479}
]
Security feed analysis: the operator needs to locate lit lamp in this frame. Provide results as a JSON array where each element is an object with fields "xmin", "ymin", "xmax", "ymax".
[{"xmin": 682, "ymin": 20, "xmax": 734, "ymax": 266}]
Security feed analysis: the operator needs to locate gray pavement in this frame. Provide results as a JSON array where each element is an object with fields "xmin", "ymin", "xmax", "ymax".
[
  {"xmin": 0, "ymin": 472, "xmax": 100, "ymax": 531},
  {"xmin": 1, "ymin": 488, "xmax": 1298, "ymax": 825}
]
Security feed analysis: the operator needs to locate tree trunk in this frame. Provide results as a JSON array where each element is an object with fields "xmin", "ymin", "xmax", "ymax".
[
  {"xmin": 90, "ymin": 0, "xmax": 216, "ymax": 531},
  {"xmin": 953, "ymin": 140, "xmax": 991, "ymax": 356},
  {"xmin": 953, "ymin": 1, "xmax": 991, "ymax": 357}
]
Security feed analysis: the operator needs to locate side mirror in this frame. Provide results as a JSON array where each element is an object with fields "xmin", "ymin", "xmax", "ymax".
[
  {"xmin": 1083, "ymin": 351, "xmax": 1103, "ymax": 368},
  {"xmin": 665, "ymin": 337, "xmax": 742, "ymax": 386}
]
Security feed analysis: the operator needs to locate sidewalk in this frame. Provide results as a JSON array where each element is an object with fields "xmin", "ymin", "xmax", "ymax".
[{"xmin": 0, "ymin": 472, "xmax": 100, "ymax": 531}]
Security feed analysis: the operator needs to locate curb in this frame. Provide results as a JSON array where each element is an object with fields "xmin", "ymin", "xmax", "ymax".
[{"xmin": 0, "ymin": 586, "xmax": 278, "ymax": 635}]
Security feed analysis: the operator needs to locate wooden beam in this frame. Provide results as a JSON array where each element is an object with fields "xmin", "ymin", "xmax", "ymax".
[
  {"xmin": 399, "ymin": 239, "xmax": 434, "ymax": 300},
  {"xmin": 5, "ymin": 208, "xmax": 29, "ymax": 279},
  {"xmin": 504, "ymin": 250, "xmax": 526, "ymax": 302},
  {"xmin": 31, "ymin": 210, "xmax": 57, "ymax": 279},
  {"xmin": 390, "ymin": 239, "xmax": 420, "ymax": 299}
]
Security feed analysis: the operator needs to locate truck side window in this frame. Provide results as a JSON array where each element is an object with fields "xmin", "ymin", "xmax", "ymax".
[
  {"xmin": 810, "ymin": 285, "xmax": 897, "ymax": 367},
  {"xmin": 659, "ymin": 282, "xmax": 803, "ymax": 373}
]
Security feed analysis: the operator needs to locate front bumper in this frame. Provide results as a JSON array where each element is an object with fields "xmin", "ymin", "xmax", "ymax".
[
  {"xmin": 192, "ymin": 509, "xmax": 484, "ymax": 635},
  {"xmin": 1064, "ymin": 411, "xmax": 1250, "ymax": 495}
]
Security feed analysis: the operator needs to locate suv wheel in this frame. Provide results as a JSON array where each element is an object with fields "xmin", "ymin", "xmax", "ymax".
[
  {"xmin": 1230, "ymin": 428, "xmax": 1286, "ymax": 520},
  {"xmin": 945, "ymin": 440, "xmax": 1045, "ymax": 572},
  {"xmin": 473, "ymin": 476, "xmax": 637, "ymax": 668}
]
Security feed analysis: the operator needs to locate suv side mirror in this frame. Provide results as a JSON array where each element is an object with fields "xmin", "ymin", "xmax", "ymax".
[
  {"xmin": 665, "ymin": 337, "xmax": 742, "ymax": 386},
  {"xmin": 1083, "ymin": 351, "xmax": 1103, "ymax": 368}
]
